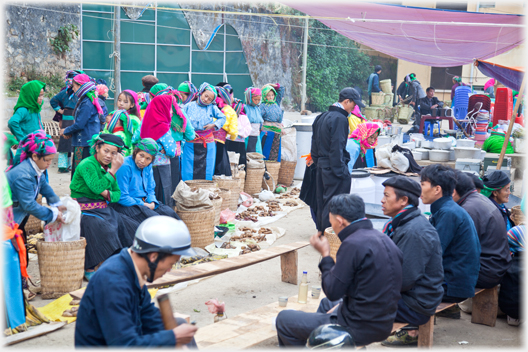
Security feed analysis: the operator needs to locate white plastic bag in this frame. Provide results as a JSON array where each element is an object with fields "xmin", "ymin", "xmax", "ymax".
[
  {"xmin": 258, "ymin": 190, "xmax": 275, "ymax": 202},
  {"xmin": 280, "ymin": 127, "xmax": 297, "ymax": 162},
  {"xmin": 390, "ymin": 151, "xmax": 410, "ymax": 173},
  {"xmin": 43, "ymin": 196, "xmax": 81, "ymax": 242}
]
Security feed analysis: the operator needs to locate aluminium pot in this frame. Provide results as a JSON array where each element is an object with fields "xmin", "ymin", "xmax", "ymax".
[
  {"xmin": 454, "ymin": 147, "xmax": 481, "ymax": 159},
  {"xmin": 429, "ymin": 150, "xmax": 450, "ymax": 162},
  {"xmin": 433, "ymin": 138, "xmax": 452, "ymax": 150}
]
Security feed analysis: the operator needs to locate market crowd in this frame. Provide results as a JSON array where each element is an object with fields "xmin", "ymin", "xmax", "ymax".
[{"xmin": 2, "ymin": 70, "xmax": 524, "ymax": 347}]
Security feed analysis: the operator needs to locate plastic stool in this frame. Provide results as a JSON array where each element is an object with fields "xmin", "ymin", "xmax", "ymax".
[{"xmin": 424, "ymin": 120, "xmax": 441, "ymax": 137}]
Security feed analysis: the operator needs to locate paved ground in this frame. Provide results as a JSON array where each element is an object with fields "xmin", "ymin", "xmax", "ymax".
[{"xmin": 10, "ymin": 111, "xmax": 524, "ymax": 348}]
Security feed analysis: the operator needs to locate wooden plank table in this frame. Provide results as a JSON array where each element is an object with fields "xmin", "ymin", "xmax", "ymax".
[{"xmin": 147, "ymin": 241, "xmax": 310, "ymax": 289}]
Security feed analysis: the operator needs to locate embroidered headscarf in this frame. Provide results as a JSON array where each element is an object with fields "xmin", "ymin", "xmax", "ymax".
[
  {"xmin": 349, "ymin": 122, "xmax": 380, "ymax": 156},
  {"xmin": 234, "ymin": 100, "xmax": 245, "ymax": 115},
  {"xmin": 149, "ymin": 83, "xmax": 170, "ymax": 97},
  {"xmin": 64, "ymin": 70, "xmax": 84, "ymax": 88},
  {"xmin": 140, "ymin": 95, "xmax": 173, "ymax": 141},
  {"xmin": 13, "ymin": 80, "xmax": 46, "ymax": 114},
  {"xmin": 453, "ymin": 76, "xmax": 462, "ymax": 83},
  {"xmin": 177, "ymin": 81, "xmax": 198, "ymax": 104},
  {"xmin": 124, "ymin": 89, "xmax": 142, "ymax": 116},
  {"xmin": 244, "ymin": 87, "xmax": 262, "ymax": 107},
  {"xmin": 73, "ymin": 74, "xmax": 104, "ymax": 115},
  {"xmin": 7, "ymin": 130, "xmax": 56, "ymax": 171},
  {"xmin": 216, "ymin": 86, "xmax": 233, "ymax": 107},
  {"xmin": 197, "ymin": 82, "xmax": 218, "ymax": 107},
  {"xmin": 507, "ymin": 225, "xmax": 525, "ymax": 255},
  {"xmin": 261, "ymin": 85, "xmax": 277, "ymax": 104},
  {"xmin": 172, "ymin": 90, "xmax": 184, "ymax": 105},
  {"xmin": 135, "ymin": 138, "xmax": 159, "ymax": 157},
  {"xmin": 106, "ymin": 109, "xmax": 138, "ymax": 135},
  {"xmin": 88, "ymin": 133, "xmax": 124, "ymax": 155},
  {"xmin": 481, "ymin": 170, "xmax": 511, "ymax": 198}
]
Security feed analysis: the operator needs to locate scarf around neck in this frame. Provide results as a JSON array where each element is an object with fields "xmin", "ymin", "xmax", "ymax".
[
  {"xmin": 383, "ymin": 205, "xmax": 418, "ymax": 238},
  {"xmin": 261, "ymin": 85, "xmax": 277, "ymax": 104},
  {"xmin": 197, "ymin": 83, "xmax": 218, "ymax": 107}
]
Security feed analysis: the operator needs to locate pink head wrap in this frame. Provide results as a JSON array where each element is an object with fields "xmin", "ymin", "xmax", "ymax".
[
  {"xmin": 349, "ymin": 122, "xmax": 380, "ymax": 155},
  {"xmin": 96, "ymin": 84, "xmax": 109, "ymax": 96},
  {"xmin": 124, "ymin": 89, "xmax": 141, "ymax": 115},
  {"xmin": 483, "ymin": 78, "xmax": 495, "ymax": 92},
  {"xmin": 72, "ymin": 74, "xmax": 91, "ymax": 85}
]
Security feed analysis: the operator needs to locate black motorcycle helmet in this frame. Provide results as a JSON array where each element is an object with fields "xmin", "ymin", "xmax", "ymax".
[{"xmin": 306, "ymin": 324, "xmax": 355, "ymax": 349}]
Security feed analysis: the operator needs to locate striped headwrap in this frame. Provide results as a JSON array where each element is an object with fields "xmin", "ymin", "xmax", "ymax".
[
  {"xmin": 261, "ymin": 85, "xmax": 277, "ymax": 104},
  {"xmin": 453, "ymin": 76, "xmax": 462, "ymax": 83},
  {"xmin": 244, "ymin": 87, "xmax": 262, "ymax": 107},
  {"xmin": 349, "ymin": 122, "xmax": 380, "ymax": 156},
  {"xmin": 197, "ymin": 82, "xmax": 218, "ymax": 107},
  {"xmin": 73, "ymin": 74, "xmax": 104, "ymax": 115},
  {"xmin": 149, "ymin": 83, "xmax": 170, "ymax": 98},
  {"xmin": 172, "ymin": 90, "xmax": 184, "ymax": 105},
  {"xmin": 177, "ymin": 81, "xmax": 198, "ymax": 104},
  {"xmin": 233, "ymin": 99, "xmax": 245, "ymax": 115},
  {"xmin": 135, "ymin": 138, "xmax": 159, "ymax": 157},
  {"xmin": 88, "ymin": 133, "xmax": 125, "ymax": 155},
  {"xmin": 216, "ymin": 86, "xmax": 233, "ymax": 107},
  {"xmin": 507, "ymin": 225, "xmax": 525, "ymax": 255},
  {"xmin": 106, "ymin": 110, "xmax": 136, "ymax": 135},
  {"xmin": 7, "ymin": 130, "xmax": 56, "ymax": 171}
]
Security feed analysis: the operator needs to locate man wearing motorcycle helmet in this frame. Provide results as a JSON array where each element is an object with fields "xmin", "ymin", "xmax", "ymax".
[{"xmin": 75, "ymin": 216, "xmax": 198, "ymax": 347}]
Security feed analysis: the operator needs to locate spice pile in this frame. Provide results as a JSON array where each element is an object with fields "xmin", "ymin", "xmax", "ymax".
[
  {"xmin": 27, "ymin": 233, "xmax": 44, "ymax": 254},
  {"xmin": 278, "ymin": 187, "xmax": 300, "ymax": 199},
  {"xmin": 230, "ymin": 227, "xmax": 271, "ymax": 243},
  {"xmin": 240, "ymin": 243, "xmax": 261, "ymax": 255}
]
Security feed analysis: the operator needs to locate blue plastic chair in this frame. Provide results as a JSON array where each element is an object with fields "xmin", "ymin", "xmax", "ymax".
[{"xmin": 423, "ymin": 119, "xmax": 441, "ymax": 137}]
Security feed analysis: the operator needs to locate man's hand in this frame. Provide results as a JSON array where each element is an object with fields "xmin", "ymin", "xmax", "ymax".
[
  {"xmin": 310, "ymin": 233, "xmax": 331, "ymax": 258},
  {"xmin": 56, "ymin": 212, "xmax": 66, "ymax": 224},
  {"xmin": 327, "ymin": 303, "xmax": 340, "ymax": 314},
  {"xmin": 109, "ymin": 153, "xmax": 124, "ymax": 174},
  {"xmin": 203, "ymin": 123, "xmax": 216, "ymax": 131},
  {"xmin": 432, "ymin": 104, "xmax": 438, "ymax": 109},
  {"xmin": 306, "ymin": 159, "xmax": 314, "ymax": 167},
  {"xmin": 144, "ymin": 202, "xmax": 155, "ymax": 210},
  {"xmin": 410, "ymin": 101, "xmax": 415, "ymax": 106},
  {"xmin": 173, "ymin": 323, "xmax": 198, "ymax": 346}
]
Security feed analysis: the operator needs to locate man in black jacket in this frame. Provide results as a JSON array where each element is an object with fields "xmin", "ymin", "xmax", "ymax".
[
  {"xmin": 380, "ymin": 177, "xmax": 444, "ymax": 346},
  {"xmin": 276, "ymin": 194, "xmax": 403, "ymax": 347},
  {"xmin": 419, "ymin": 87, "xmax": 444, "ymax": 116},
  {"xmin": 311, "ymin": 87, "xmax": 365, "ymax": 235},
  {"xmin": 453, "ymin": 171, "xmax": 512, "ymax": 313}
]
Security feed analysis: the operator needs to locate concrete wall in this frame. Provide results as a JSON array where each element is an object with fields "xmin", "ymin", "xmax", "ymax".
[
  {"xmin": 3, "ymin": 97, "xmax": 56, "ymax": 131},
  {"xmin": 4, "ymin": 4, "xmax": 82, "ymax": 80}
]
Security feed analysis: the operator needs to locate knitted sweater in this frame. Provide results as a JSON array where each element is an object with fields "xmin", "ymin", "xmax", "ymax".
[{"xmin": 70, "ymin": 156, "xmax": 121, "ymax": 202}]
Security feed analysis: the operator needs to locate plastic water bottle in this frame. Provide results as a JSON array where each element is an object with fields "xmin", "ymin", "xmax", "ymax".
[{"xmin": 298, "ymin": 271, "xmax": 309, "ymax": 304}]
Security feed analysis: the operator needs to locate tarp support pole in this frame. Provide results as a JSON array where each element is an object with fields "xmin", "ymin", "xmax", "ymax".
[
  {"xmin": 300, "ymin": 17, "xmax": 309, "ymax": 112},
  {"xmin": 496, "ymin": 76, "xmax": 525, "ymax": 170},
  {"xmin": 114, "ymin": 4, "xmax": 121, "ymax": 98}
]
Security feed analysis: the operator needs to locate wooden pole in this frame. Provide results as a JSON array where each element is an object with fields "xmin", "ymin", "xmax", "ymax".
[
  {"xmin": 496, "ymin": 76, "xmax": 525, "ymax": 170},
  {"xmin": 300, "ymin": 17, "xmax": 309, "ymax": 111},
  {"xmin": 114, "ymin": 5, "xmax": 121, "ymax": 98}
]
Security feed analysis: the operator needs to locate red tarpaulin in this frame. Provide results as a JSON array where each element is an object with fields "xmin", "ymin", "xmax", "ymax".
[{"xmin": 284, "ymin": 2, "xmax": 524, "ymax": 67}]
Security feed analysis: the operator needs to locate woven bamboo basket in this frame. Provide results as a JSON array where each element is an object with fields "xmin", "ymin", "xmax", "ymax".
[
  {"xmin": 236, "ymin": 169, "xmax": 246, "ymax": 192},
  {"xmin": 245, "ymin": 167, "xmax": 265, "ymax": 195},
  {"xmin": 214, "ymin": 178, "xmax": 241, "ymax": 211},
  {"xmin": 511, "ymin": 205, "xmax": 525, "ymax": 226},
  {"xmin": 324, "ymin": 227, "xmax": 342, "ymax": 262},
  {"xmin": 217, "ymin": 188, "xmax": 231, "ymax": 211},
  {"xmin": 36, "ymin": 238, "xmax": 87, "ymax": 299},
  {"xmin": 212, "ymin": 197, "xmax": 223, "ymax": 226},
  {"xmin": 175, "ymin": 206, "xmax": 215, "ymax": 249},
  {"xmin": 25, "ymin": 195, "xmax": 44, "ymax": 235},
  {"xmin": 184, "ymin": 180, "xmax": 218, "ymax": 191},
  {"xmin": 278, "ymin": 160, "xmax": 297, "ymax": 186},
  {"xmin": 262, "ymin": 161, "xmax": 281, "ymax": 190}
]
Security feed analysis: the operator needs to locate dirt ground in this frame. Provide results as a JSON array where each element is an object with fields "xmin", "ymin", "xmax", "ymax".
[{"xmin": 9, "ymin": 111, "xmax": 525, "ymax": 349}]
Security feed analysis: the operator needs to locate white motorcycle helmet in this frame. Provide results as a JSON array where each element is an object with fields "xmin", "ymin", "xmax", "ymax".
[{"xmin": 131, "ymin": 216, "xmax": 196, "ymax": 282}]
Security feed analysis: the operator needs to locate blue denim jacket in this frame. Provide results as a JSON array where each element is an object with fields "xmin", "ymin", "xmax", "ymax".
[
  {"xmin": 63, "ymin": 96, "xmax": 102, "ymax": 147},
  {"xmin": 6, "ymin": 159, "xmax": 60, "ymax": 224}
]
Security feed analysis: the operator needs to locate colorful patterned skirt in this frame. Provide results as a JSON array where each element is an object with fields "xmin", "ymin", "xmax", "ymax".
[
  {"xmin": 71, "ymin": 146, "xmax": 91, "ymax": 180},
  {"xmin": 181, "ymin": 131, "xmax": 216, "ymax": 181},
  {"xmin": 260, "ymin": 122, "xmax": 283, "ymax": 162}
]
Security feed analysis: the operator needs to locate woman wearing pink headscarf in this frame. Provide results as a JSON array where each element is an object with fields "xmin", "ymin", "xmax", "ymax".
[
  {"xmin": 346, "ymin": 122, "xmax": 380, "ymax": 171},
  {"xmin": 60, "ymin": 73, "xmax": 104, "ymax": 179},
  {"xmin": 484, "ymin": 78, "xmax": 495, "ymax": 98}
]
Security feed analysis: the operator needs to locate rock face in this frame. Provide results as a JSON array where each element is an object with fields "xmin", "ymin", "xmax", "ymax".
[
  {"xmin": 182, "ymin": 3, "xmax": 303, "ymax": 108},
  {"xmin": 5, "ymin": 4, "xmax": 82, "ymax": 80}
]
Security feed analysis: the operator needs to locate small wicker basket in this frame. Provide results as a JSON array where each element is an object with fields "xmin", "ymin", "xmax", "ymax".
[
  {"xmin": 511, "ymin": 205, "xmax": 525, "ymax": 226},
  {"xmin": 217, "ymin": 188, "xmax": 231, "ymax": 211},
  {"xmin": 25, "ymin": 195, "xmax": 44, "ymax": 235},
  {"xmin": 184, "ymin": 180, "xmax": 218, "ymax": 191},
  {"xmin": 214, "ymin": 178, "xmax": 241, "ymax": 212},
  {"xmin": 212, "ymin": 197, "xmax": 223, "ymax": 226},
  {"xmin": 175, "ymin": 206, "xmax": 215, "ymax": 249},
  {"xmin": 36, "ymin": 238, "xmax": 87, "ymax": 299},
  {"xmin": 324, "ymin": 227, "xmax": 342, "ymax": 262},
  {"xmin": 245, "ymin": 167, "xmax": 265, "ymax": 195},
  {"xmin": 278, "ymin": 160, "xmax": 297, "ymax": 186},
  {"xmin": 237, "ymin": 169, "xmax": 246, "ymax": 192},
  {"xmin": 262, "ymin": 161, "xmax": 281, "ymax": 190}
]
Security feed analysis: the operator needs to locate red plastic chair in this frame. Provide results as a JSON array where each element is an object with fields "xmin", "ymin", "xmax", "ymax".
[{"xmin": 493, "ymin": 88, "xmax": 513, "ymax": 125}]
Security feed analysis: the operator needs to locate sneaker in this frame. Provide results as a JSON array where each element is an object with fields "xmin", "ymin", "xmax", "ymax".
[
  {"xmin": 507, "ymin": 316, "xmax": 521, "ymax": 326},
  {"xmin": 458, "ymin": 298, "xmax": 473, "ymax": 314},
  {"xmin": 436, "ymin": 305, "xmax": 461, "ymax": 319},
  {"xmin": 84, "ymin": 271, "xmax": 96, "ymax": 281},
  {"xmin": 381, "ymin": 330, "xmax": 418, "ymax": 346}
]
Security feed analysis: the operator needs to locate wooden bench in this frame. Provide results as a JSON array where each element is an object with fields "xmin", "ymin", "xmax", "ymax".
[{"xmin": 146, "ymin": 241, "xmax": 310, "ymax": 289}]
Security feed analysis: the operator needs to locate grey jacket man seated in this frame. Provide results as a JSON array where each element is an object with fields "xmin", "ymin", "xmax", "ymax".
[{"xmin": 276, "ymin": 194, "xmax": 403, "ymax": 347}]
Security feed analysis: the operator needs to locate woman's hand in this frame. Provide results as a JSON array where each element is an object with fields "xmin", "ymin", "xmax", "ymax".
[
  {"xmin": 160, "ymin": 146, "xmax": 166, "ymax": 154},
  {"xmin": 203, "ymin": 124, "xmax": 215, "ymax": 131},
  {"xmin": 100, "ymin": 190, "xmax": 110, "ymax": 200},
  {"xmin": 109, "ymin": 153, "xmax": 124, "ymax": 174},
  {"xmin": 58, "ymin": 109, "xmax": 64, "ymax": 115}
]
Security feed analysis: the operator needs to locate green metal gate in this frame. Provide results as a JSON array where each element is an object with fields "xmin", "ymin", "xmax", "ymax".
[{"xmin": 81, "ymin": 3, "xmax": 253, "ymax": 110}]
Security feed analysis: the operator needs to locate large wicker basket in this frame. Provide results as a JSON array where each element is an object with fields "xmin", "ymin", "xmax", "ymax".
[
  {"xmin": 511, "ymin": 205, "xmax": 525, "ymax": 226},
  {"xmin": 245, "ymin": 167, "xmax": 265, "ymax": 195},
  {"xmin": 237, "ymin": 169, "xmax": 246, "ymax": 192},
  {"xmin": 175, "ymin": 206, "xmax": 215, "ymax": 249},
  {"xmin": 217, "ymin": 188, "xmax": 231, "ymax": 211},
  {"xmin": 278, "ymin": 160, "xmax": 297, "ymax": 186},
  {"xmin": 25, "ymin": 195, "xmax": 44, "ymax": 235},
  {"xmin": 184, "ymin": 180, "xmax": 218, "ymax": 191},
  {"xmin": 36, "ymin": 238, "xmax": 87, "ymax": 299},
  {"xmin": 262, "ymin": 161, "xmax": 281, "ymax": 190},
  {"xmin": 214, "ymin": 178, "xmax": 241, "ymax": 212},
  {"xmin": 324, "ymin": 227, "xmax": 341, "ymax": 262},
  {"xmin": 212, "ymin": 197, "xmax": 223, "ymax": 226}
]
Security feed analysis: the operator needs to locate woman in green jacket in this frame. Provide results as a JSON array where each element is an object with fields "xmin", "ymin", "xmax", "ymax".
[
  {"xmin": 70, "ymin": 133, "xmax": 140, "ymax": 280},
  {"xmin": 8, "ymin": 80, "xmax": 46, "ymax": 141}
]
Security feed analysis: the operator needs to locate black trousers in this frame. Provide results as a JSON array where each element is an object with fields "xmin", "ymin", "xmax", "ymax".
[
  {"xmin": 276, "ymin": 298, "xmax": 339, "ymax": 346},
  {"xmin": 315, "ymin": 166, "xmax": 351, "ymax": 232}
]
